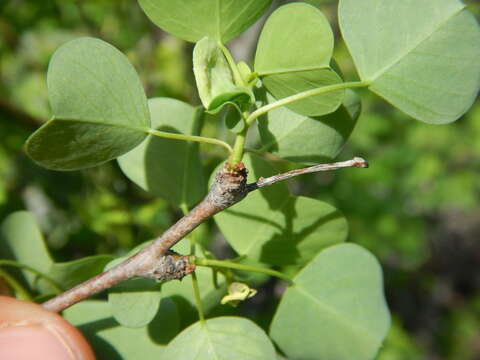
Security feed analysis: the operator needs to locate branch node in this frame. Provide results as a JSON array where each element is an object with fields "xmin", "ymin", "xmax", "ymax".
[
  {"xmin": 141, "ymin": 252, "xmax": 195, "ymax": 282},
  {"xmin": 207, "ymin": 162, "xmax": 249, "ymax": 210}
]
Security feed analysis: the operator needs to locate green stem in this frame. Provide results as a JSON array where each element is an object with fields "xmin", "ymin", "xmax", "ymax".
[
  {"xmin": 194, "ymin": 258, "xmax": 293, "ymax": 285},
  {"xmin": 191, "ymin": 269, "xmax": 206, "ymax": 324},
  {"xmin": 246, "ymin": 81, "xmax": 370, "ymax": 126},
  {"xmin": 0, "ymin": 260, "xmax": 63, "ymax": 294},
  {"xmin": 0, "ymin": 268, "xmax": 33, "ymax": 301},
  {"xmin": 229, "ymin": 128, "xmax": 248, "ymax": 165},
  {"xmin": 219, "ymin": 43, "xmax": 245, "ymax": 87},
  {"xmin": 148, "ymin": 129, "xmax": 233, "ymax": 154},
  {"xmin": 180, "ymin": 204, "xmax": 206, "ymax": 324}
]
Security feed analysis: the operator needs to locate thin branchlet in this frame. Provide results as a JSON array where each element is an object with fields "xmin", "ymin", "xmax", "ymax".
[
  {"xmin": 42, "ymin": 157, "xmax": 366, "ymax": 313},
  {"xmin": 247, "ymin": 157, "xmax": 368, "ymax": 191}
]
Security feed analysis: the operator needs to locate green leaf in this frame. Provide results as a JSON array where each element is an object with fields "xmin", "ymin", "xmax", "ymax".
[
  {"xmin": 163, "ymin": 317, "xmax": 277, "ymax": 360},
  {"xmin": 259, "ymin": 90, "xmax": 361, "ymax": 164},
  {"xmin": 261, "ymin": 69, "xmax": 344, "ymax": 117},
  {"xmin": 105, "ymin": 252, "xmax": 162, "ymax": 328},
  {"xmin": 213, "ymin": 154, "xmax": 347, "ymax": 266},
  {"xmin": 138, "ymin": 0, "xmax": 272, "ymax": 43},
  {"xmin": 255, "ymin": 3, "xmax": 343, "ymax": 116},
  {"xmin": 108, "ymin": 278, "xmax": 162, "ymax": 328},
  {"xmin": 270, "ymin": 244, "xmax": 391, "ymax": 360},
  {"xmin": 65, "ymin": 299, "xmax": 179, "ymax": 359},
  {"xmin": 339, "ymin": 0, "xmax": 480, "ymax": 124},
  {"xmin": 193, "ymin": 37, "xmax": 252, "ymax": 113},
  {"xmin": 118, "ymin": 98, "xmax": 206, "ymax": 207},
  {"xmin": 25, "ymin": 37, "xmax": 150, "ymax": 170},
  {"xmin": 255, "ymin": 3, "xmax": 333, "ymax": 74},
  {"xmin": 48, "ymin": 255, "xmax": 113, "ymax": 290},
  {"xmin": 0, "ymin": 211, "xmax": 53, "ymax": 290}
]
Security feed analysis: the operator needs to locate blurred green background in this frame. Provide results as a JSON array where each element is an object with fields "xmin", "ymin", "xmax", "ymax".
[{"xmin": 1, "ymin": 0, "xmax": 479, "ymax": 359}]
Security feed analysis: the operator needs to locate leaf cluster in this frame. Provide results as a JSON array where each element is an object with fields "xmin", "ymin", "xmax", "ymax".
[{"xmin": 1, "ymin": 0, "xmax": 479, "ymax": 359}]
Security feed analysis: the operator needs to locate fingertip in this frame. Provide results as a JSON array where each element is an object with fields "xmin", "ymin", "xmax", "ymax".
[{"xmin": 0, "ymin": 296, "xmax": 95, "ymax": 360}]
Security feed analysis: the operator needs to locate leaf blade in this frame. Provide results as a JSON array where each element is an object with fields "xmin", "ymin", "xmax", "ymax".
[
  {"xmin": 138, "ymin": 0, "xmax": 272, "ymax": 43},
  {"xmin": 339, "ymin": 0, "xmax": 480, "ymax": 123},
  {"xmin": 163, "ymin": 317, "xmax": 277, "ymax": 360},
  {"xmin": 26, "ymin": 37, "xmax": 150, "ymax": 170},
  {"xmin": 213, "ymin": 155, "xmax": 347, "ymax": 266},
  {"xmin": 270, "ymin": 244, "xmax": 391, "ymax": 360},
  {"xmin": 259, "ymin": 90, "xmax": 361, "ymax": 164}
]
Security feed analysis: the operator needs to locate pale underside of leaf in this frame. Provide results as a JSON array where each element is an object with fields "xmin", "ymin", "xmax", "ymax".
[
  {"xmin": 270, "ymin": 244, "xmax": 391, "ymax": 360},
  {"xmin": 163, "ymin": 317, "xmax": 276, "ymax": 360},
  {"xmin": 340, "ymin": 0, "xmax": 480, "ymax": 123},
  {"xmin": 138, "ymin": 0, "xmax": 271, "ymax": 43}
]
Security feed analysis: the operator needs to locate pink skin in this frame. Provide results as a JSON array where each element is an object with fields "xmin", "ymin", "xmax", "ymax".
[{"xmin": 0, "ymin": 296, "xmax": 95, "ymax": 360}]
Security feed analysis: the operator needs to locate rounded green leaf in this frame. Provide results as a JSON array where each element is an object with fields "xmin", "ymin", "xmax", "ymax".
[
  {"xmin": 138, "ymin": 0, "xmax": 272, "ymax": 43},
  {"xmin": 212, "ymin": 154, "xmax": 347, "ymax": 266},
  {"xmin": 339, "ymin": 0, "xmax": 480, "ymax": 124},
  {"xmin": 259, "ymin": 90, "xmax": 361, "ymax": 164},
  {"xmin": 118, "ymin": 98, "xmax": 206, "ymax": 207},
  {"xmin": 163, "ymin": 317, "xmax": 276, "ymax": 360},
  {"xmin": 108, "ymin": 277, "xmax": 162, "ymax": 328},
  {"xmin": 255, "ymin": 3, "xmax": 342, "ymax": 116},
  {"xmin": 25, "ymin": 37, "xmax": 150, "ymax": 170},
  {"xmin": 255, "ymin": 3, "xmax": 333, "ymax": 74},
  {"xmin": 65, "ymin": 299, "xmax": 179, "ymax": 359},
  {"xmin": 270, "ymin": 244, "xmax": 391, "ymax": 360}
]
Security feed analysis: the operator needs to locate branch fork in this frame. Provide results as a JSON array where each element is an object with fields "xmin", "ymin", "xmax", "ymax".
[{"xmin": 42, "ymin": 157, "xmax": 367, "ymax": 313}]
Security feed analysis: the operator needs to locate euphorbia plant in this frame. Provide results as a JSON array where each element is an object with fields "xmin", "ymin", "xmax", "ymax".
[{"xmin": 1, "ymin": 0, "xmax": 479, "ymax": 359}]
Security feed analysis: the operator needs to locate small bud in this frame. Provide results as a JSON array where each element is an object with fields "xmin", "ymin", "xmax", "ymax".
[{"xmin": 221, "ymin": 282, "xmax": 257, "ymax": 307}]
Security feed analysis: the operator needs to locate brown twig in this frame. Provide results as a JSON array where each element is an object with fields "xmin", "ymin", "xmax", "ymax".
[
  {"xmin": 42, "ymin": 158, "xmax": 366, "ymax": 313},
  {"xmin": 247, "ymin": 157, "xmax": 368, "ymax": 191},
  {"xmin": 42, "ymin": 162, "xmax": 249, "ymax": 312}
]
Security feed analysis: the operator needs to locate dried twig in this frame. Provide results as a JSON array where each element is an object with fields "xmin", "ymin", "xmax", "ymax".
[{"xmin": 247, "ymin": 157, "xmax": 368, "ymax": 191}]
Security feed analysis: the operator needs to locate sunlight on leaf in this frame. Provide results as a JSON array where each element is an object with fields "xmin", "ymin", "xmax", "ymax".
[
  {"xmin": 339, "ymin": 0, "xmax": 480, "ymax": 123},
  {"xmin": 255, "ymin": 3, "xmax": 343, "ymax": 116}
]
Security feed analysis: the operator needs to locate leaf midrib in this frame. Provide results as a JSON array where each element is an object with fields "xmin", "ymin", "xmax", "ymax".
[{"xmin": 294, "ymin": 285, "xmax": 380, "ymax": 345}]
